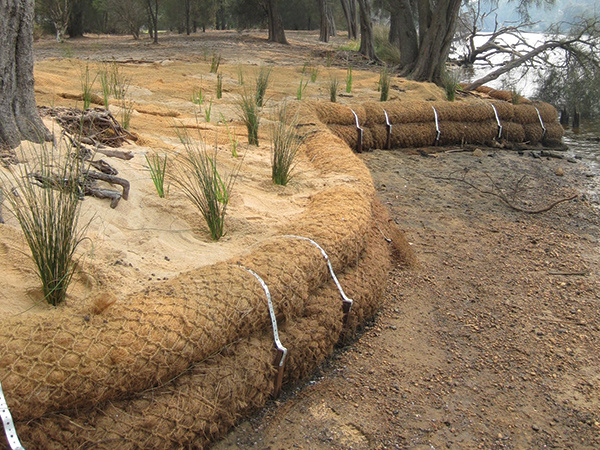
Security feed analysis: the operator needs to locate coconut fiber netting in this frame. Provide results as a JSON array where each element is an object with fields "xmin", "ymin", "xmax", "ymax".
[
  {"xmin": 0, "ymin": 101, "xmax": 417, "ymax": 449},
  {"xmin": 312, "ymin": 99, "xmax": 563, "ymax": 151}
]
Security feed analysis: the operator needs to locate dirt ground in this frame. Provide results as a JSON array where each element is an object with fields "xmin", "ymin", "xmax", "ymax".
[{"xmin": 29, "ymin": 31, "xmax": 600, "ymax": 448}]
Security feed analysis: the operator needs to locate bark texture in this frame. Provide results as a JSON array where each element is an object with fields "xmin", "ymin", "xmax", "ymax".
[
  {"xmin": 0, "ymin": 0, "xmax": 51, "ymax": 149},
  {"xmin": 265, "ymin": 0, "xmax": 288, "ymax": 44},
  {"xmin": 340, "ymin": 0, "xmax": 358, "ymax": 40},
  {"xmin": 357, "ymin": 0, "xmax": 376, "ymax": 60}
]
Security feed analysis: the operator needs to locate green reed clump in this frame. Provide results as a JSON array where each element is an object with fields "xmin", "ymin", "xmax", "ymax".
[
  {"xmin": 379, "ymin": 65, "xmax": 390, "ymax": 102},
  {"xmin": 173, "ymin": 130, "xmax": 240, "ymax": 241},
  {"xmin": 346, "ymin": 65, "xmax": 353, "ymax": 93},
  {"xmin": 145, "ymin": 152, "xmax": 168, "ymax": 198},
  {"xmin": 297, "ymin": 76, "xmax": 309, "ymax": 100},
  {"xmin": 217, "ymin": 73, "xmax": 223, "ymax": 99},
  {"xmin": 238, "ymin": 90, "xmax": 260, "ymax": 146},
  {"xmin": 255, "ymin": 66, "xmax": 272, "ymax": 107},
  {"xmin": 220, "ymin": 113, "xmax": 239, "ymax": 158},
  {"xmin": 271, "ymin": 104, "xmax": 304, "ymax": 186},
  {"xmin": 329, "ymin": 76, "xmax": 339, "ymax": 102},
  {"xmin": 0, "ymin": 140, "xmax": 89, "ymax": 306},
  {"xmin": 442, "ymin": 69, "xmax": 461, "ymax": 102},
  {"xmin": 80, "ymin": 62, "xmax": 96, "ymax": 109},
  {"xmin": 210, "ymin": 53, "xmax": 222, "ymax": 73}
]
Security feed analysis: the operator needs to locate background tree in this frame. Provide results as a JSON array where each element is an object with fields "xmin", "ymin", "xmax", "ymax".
[
  {"xmin": 318, "ymin": 0, "xmax": 336, "ymax": 42},
  {"xmin": 340, "ymin": 0, "xmax": 358, "ymax": 39},
  {"xmin": 357, "ymin": 0, "xmax": 376, "ymax": 59},
  {"xmin": 0, "ymin": 0, "xmax": 51, "ymax": 148},
  {"xmin": 36, "ymin": 0, "xmax": 73, "ymax": 42}
]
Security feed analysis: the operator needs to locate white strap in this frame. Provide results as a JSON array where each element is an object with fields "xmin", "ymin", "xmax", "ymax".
[{"xmin": 0, "ymin": 380, "xmax": 25, "ymax": 450}]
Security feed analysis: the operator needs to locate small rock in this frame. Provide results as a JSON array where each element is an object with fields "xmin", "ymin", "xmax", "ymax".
[
  {"xmin": 555, "ymin": 168, "xmax": 564, "ymax": 176},
  {"xmin": 532, "ymin": 424, "xmax": 540, "ymax": 432},
  {"xmin": 472, "ymin": 148, "xmax": 484, "ymax": 157}
]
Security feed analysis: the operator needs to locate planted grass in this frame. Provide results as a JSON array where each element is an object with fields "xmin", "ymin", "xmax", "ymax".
[
  {"xmin": 0, "ymin": 140, "xmax": 89, "ymax": 306},
  {"xmin": 80, "ymin": 62, "xmax": 97, "ymax": 109},
  {"xmin": 329, "ymin": 76, "xmax": 339, "ymax": 102},
  {"xmin": 255, "ymin": 66, "xmax": 272, "ymax": 107},
  {"xmin": 271, "ymin": 104, "xmax": 304, "ymax": 186},
  {"xmin": 442, "ymin": 69, "xmax": 461, "ymax": 102},
  {"xmin": 173, "ymin": 129, "xmax": 241, "ymax": 241},
  {"xmin": 379, "ymin": 65, "xmax": 390, "ymax": 102},
  {"xmin": 145, "ymin": 152, "xmax": 168, "ymax": 198},
  {"xmin": 238, "ymin": 90, "xmax": 260, "ymax": 146}
]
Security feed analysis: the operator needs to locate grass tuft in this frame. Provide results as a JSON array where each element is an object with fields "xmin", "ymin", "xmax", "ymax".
[
  {"xmin": 297, "ymin": 76, "xmax": 309, "ymax": 100},
  {"xmin": 346, "ymin": 65, "xmax": 353, "ymax": 93},
  {"xmin": 271, "ymin": 104, "xmax": 304, "ymax": 186},
  {"xmin": 80, "ymin": 62, "xmax": 97, "ymax": 110},
  {"xmin": 329, "ymin": 76, "xmax": 339, "ymax": 102},
  {"xmin": 0, "ymin": 140, "xmax": 89, "ymax": 306},
  {"xmin": 145, "ymin": 152, "xmax": 168, "ymax": 198},
  {"xmin": 238, "ymin": 90, "xmax": 260, "ymax": 146},
  {"xmin": 173, "ymin": 130, "xmax": 241, "ymax": 241},
  {"xmin": 255, "ymin": 66, "xmax": 272, "ymax": 107},
  {"xmin": 442, "ymin": 69, "xmax": 461, "ymax": 102},
  {"xmin": 210, "ymin": 52, "xmax": 222, "ymax": 73},
  {"xmin": 379, "ymin": 65, "xmax": 390, "ymax": 102}
]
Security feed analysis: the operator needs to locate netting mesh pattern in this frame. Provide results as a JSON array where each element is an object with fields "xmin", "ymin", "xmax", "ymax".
[
  {"xmin": 311, "ymin": 99, "xmax": 563, "ymax": 150},
  {"xmin": 1, "ymin": 101, "xmax": 414, "ymax": 448}
]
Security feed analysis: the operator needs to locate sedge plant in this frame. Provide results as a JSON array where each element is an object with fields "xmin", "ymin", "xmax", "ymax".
[
  {"xmin": 346, "ymin": 65, "xmax": 353, "ymax": 93},
  {"xmin": 329, "ymin": 76, "xmax": 339, "ymax": 102},
  {"xmin": 297, "ymin": 76, "xmax": 309, "ymax": 100},
  {"xmin": 80, "ymin": 62, "xmax": 97, "ymax": 109},
  {"xmin": 173, "ymin": 129, "xmax": 241, "ymax": 241},
  {"xmin": 238, "ymin": 90, "xmax": 260, "ymax": 146},
  {"xmin": 379, "ymin": 65, "xmax": 390, "ymax": 102},
  {"xmin": 255, "ymin": 66, "xmax": 272, "ymax": 107},
  {"xmin": 145, "ymin": 152, "xmax": 168, "ymax": 198},
  {"xmin": 0, "ymin": 140, "xmax": 89, "ymax": 306},
  {"xmin": 271, "ymin": 104, "xmax": 304, "ymax": 186},
  {"xmin": 220, "ymin": 113, "xmax": 239, "ymax": 158},
  {"xmin": 216, "ymin": 73, "xmax": 223, "ymax": 99}
]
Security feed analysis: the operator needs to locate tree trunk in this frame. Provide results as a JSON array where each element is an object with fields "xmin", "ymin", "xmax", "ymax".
[
  {"xmin": 357, "ymin": 0, "xmax": 376, "ymax": 60},
  {"xmin": 146, "ymin": 0, "xmax": 159, "ymax": 43},
  {"xmin": 265, "ymin": 0, "xmax": 288, "ymax": 44},
  {"xmin": 389, "ymin": 0, "xmax": 419, "ymax": 69},
  {"xmin": 67, "ymin": 0, "xmax": 84, "ymax": 38},
  {"xmin": 184, "ymin": 0, "xmax": 191, "ymax": 35},
  {"xmin": 340, "ymin": 0, "xmax": 358, "ymax": 40},
  {"xmin": 0, "ymin": 0, "xmax": 51, "ymax": 149},
  {"xmin": 318, "ymin": 0, "xmax": 333, "ymax": 42},
  {"xmin": 409, "ymin": 0, "xmax": 461, "ymax": 82}
]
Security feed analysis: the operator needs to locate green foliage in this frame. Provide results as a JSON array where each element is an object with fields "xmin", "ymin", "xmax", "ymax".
[
  {"xmin": 238, "ymin": 90, "xmax": 260, "ymax": 146},
  {"xmin": 217, "ymin": 73, "xmax": 223, "ymax": 99},
  {"xmin": 145, "ymin": 152, "xmax": 168, "ymax": 198},
  {"xmin": 204, "ymin": 98, "xmax": 213, "ymax": 123},
  {"xmin": 297, "ymin": 76, "xmax": 309, "ymax": 100},
  {"xmin": 271, "ymin": 104, "xmax": 304, "ymax": 186},
  {"xmin": 346, "ymin": 65, "xmax": 353, "ymax": 93},
  {"xmin": 310, "ymin": 66, "xmax": 319, "ymax": 83},
  {"xmin": 255, "ymin": 66, "xmax": 272, "ymax": 107},
  {"xmin": 0, "ymin": 140, "xmax": 89, "ymax": 306},
  {"xmin": 441, "ymin": 69, "xmax": 461, "ymax": 102},
  {"xmin": 210, "ymin": 53, "xmax": 222, "ymax": 73},
  {"xmin": 79, "ymin": 62, "xmax": 97, "ymax": 110},
  {"xmin": 338, "ymin": 40, "xmax": 360, "ymax": 52},
  {"xmin": 120, "ymin": 99, "xmax": 134, "ymax": 130},
  {"xmin": 173, "ymin": 130, "xmax": 241, "ymax": 241},
  {"xmin": 192, "ymin": 86, "xmax": 205, "ymax": 105},
  {"xmin": 379, "ymin": 66, "xmax": 390, "ymax": 102},
  {"xmin": 374, "ymin": 26, "xmax": 403, "ymax": 66},
  {"xmin": 220, "ymin": 113, "xmax": 239, "ymax": 158},
  {"xmin": 329, "ymin": 76, "xmax": 339, "ymax": 102}
]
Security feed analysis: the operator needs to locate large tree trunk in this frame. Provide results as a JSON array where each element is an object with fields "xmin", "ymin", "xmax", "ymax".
[
  {"xmin": 146, "ymin": 0, "xmax": 159, "ymax": 43},
  {"xmin": 357, "ymin": 0, "xmax": 376, "ymax": 60},
  {"xmin": 318, "ymin": 0, "xmax": 335, "ymax": 42},
  {"xmin": 340, "ymin": 0, "xmax": 358, "ymax": 40},
  {"xmin": 67, "ymin": 0, "xmax": 85, "ymax": 38},
  {"xmin": 264, "ymin": 0, "xmax": 288, "ymax": 44},
  {"xmin": 0, "ymin": 0, "xmax": 51, "ymax": 149},
  {"xmin": 389, "ymin": 0, "xmax": 419, "ymax": 69},
  {"xmin": 408, "ymin": 0, "xmax": 461, "ymax": 82}
]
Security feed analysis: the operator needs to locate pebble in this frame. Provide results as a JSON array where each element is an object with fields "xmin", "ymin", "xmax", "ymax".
[
  {"xmin": 555, "ymin": 168, "xmax": 564, "ymax": 176},
  {"xmin": 473, "ymin": 148, "xmax": 484, "ymax": 157}
]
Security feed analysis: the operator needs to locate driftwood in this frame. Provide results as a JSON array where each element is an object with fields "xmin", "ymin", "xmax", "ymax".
[
  {"xmin": 39, "ymin": 106, "xmax": 137, "ymax": 148},
  {"xmin": 432, "ymin": 171, "xmax": 578, "ymax": 214},
  {"xmin": 34, "ymin": 106, "xmax": 135, "ymax": 208}
]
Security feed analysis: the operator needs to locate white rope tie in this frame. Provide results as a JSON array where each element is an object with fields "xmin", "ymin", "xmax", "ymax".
[
  {"xmin": 432, "ymin": 106, "xmax": 441, "ymax": 142},
  {"xmin": 0, "ymin": 380, "xmax": 25, "ymax": 450},
  {"xmin": 283, "ymin": 235, "xmax": 353, "ymax": 319},
  {"xmin": 490, "ymin": 104, "xmax": 503, "ymax": 139},
  {"xmin": 534, "ymin": 106, "xmax": 547, "ymax": 138}
]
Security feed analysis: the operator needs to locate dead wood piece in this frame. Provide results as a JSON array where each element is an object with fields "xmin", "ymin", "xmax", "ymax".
[
  {"xmin": 87, "ymin": 171, "xmax": 130, "ymax": 200},
  {"xmin": 85, "ymin": 187, "xmax": 122, "ymax": 209},
  {"xmin": 432, "ymin": 172, "xmax": 579, "ymax": 214},
  {"xmin": 89, "ymin": 160, "xmax": 118, "ymax": 175},
  {"xmin": 95, "ymin": 148, "xmax": 134, "ymax": 160}
]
